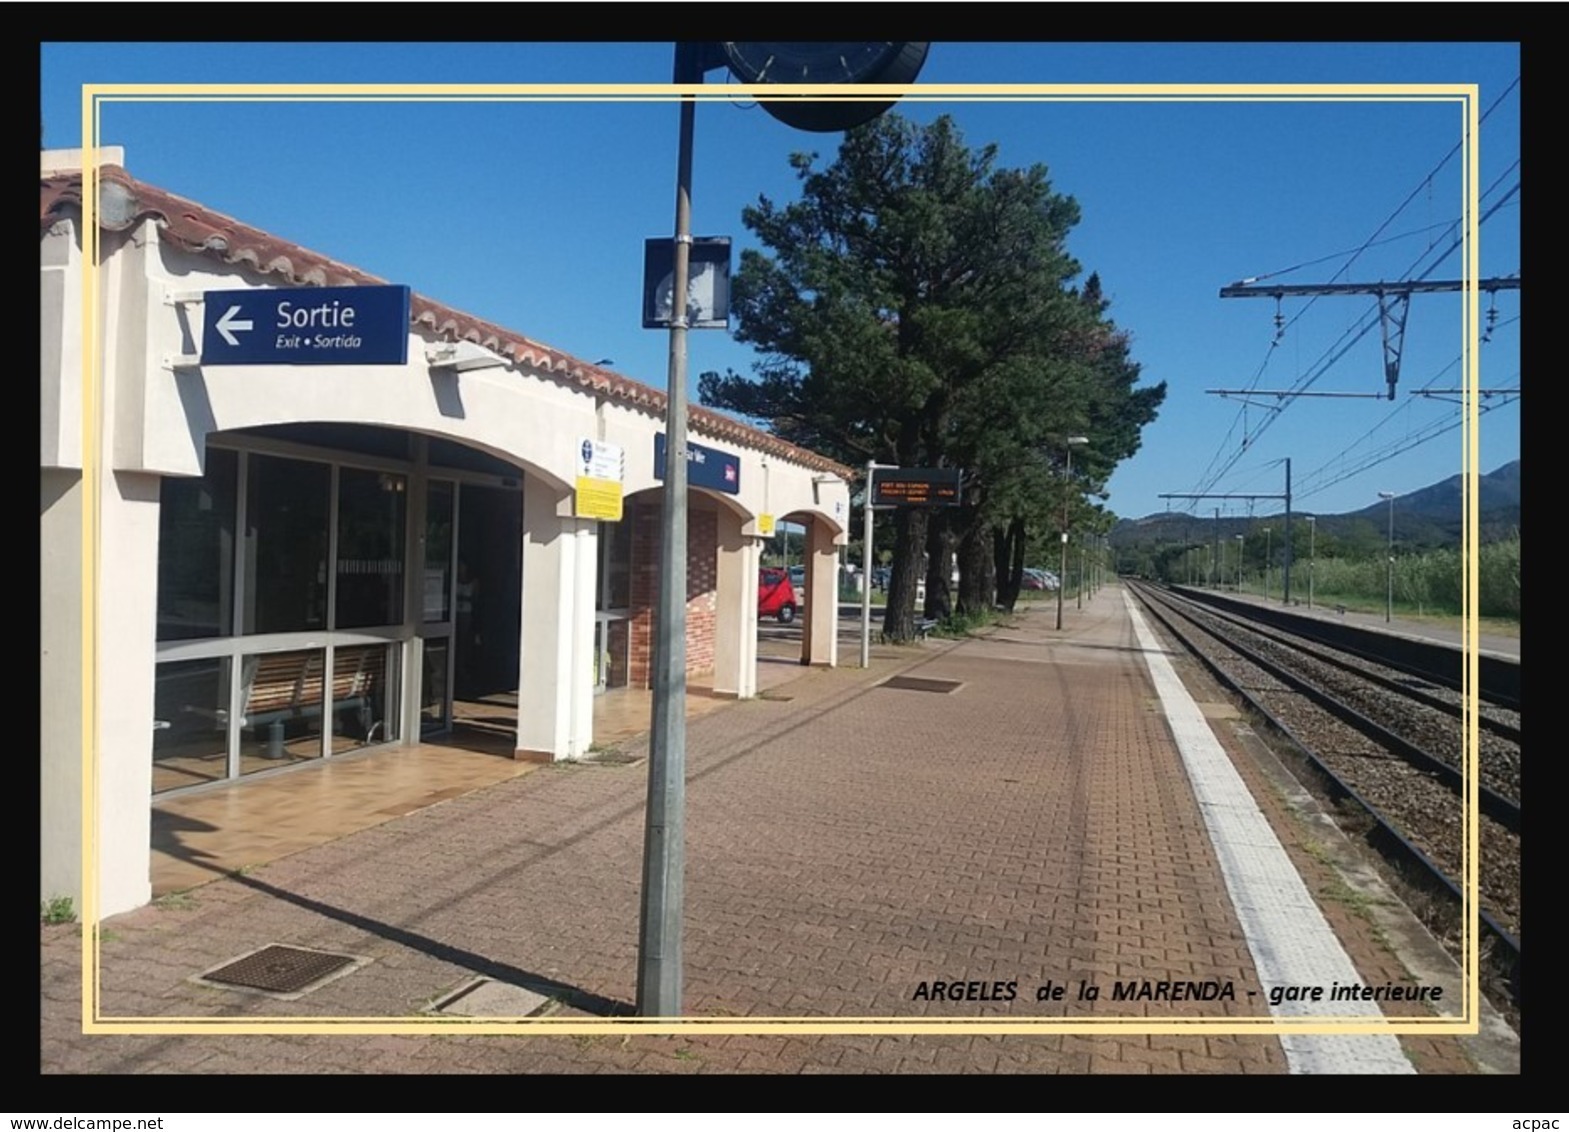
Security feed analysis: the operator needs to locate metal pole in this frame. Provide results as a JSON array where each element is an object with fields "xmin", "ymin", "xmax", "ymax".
[
  {"xmin": 1265, "ymin": 527, "xmax": 1271, "ymax": 603},
  {"xmin": 638, "ymin": 41, "xmax": 700, "ymax": 1019},
  {"xmin": 1077, "ymin": 536, "xmax": 1084, "ymax": 609},
  {"xmin": 1307, "ymin": 517, "xmax": 1316, "ymax": 609},
  {"xmin": 1213, "ymin": 507, "xmax": 1220, "ymax": 589},
  {"xmin": 1385, "ymin": 494, "xmax": 1395, "ymax": 623},
  {"xmin": 1055, "ymin": 444, "xmax": 1071, "ymax": 631},
  {"xmin": 861, "ymin": 461, "xmax": 875, "ymax": 668},
  {"xmin": 1282, "ymin": 457, "xmax": 1293, "ymax": 605}
]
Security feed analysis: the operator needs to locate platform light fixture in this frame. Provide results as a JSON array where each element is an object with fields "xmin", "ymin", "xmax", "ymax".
[
  {"xmin": 1378, "ymin": 492, "xmax": 1396, "ymax": 622},
  {"xmin": 1056, "ymin": 437, "xmax": 1089, "ymax": 631}
]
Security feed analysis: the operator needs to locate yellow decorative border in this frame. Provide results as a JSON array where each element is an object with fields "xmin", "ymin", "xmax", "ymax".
[{"xmin": 76, "ymin": 80, "xmax": 1482, "ymax": 1036}]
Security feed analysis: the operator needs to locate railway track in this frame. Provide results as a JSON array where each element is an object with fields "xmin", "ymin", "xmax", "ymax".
[{"xmin": 1127, "ymin": 580, "xmax": 1520, "ymax": 1007}]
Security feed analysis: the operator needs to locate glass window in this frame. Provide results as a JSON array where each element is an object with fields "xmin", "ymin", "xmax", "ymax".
[
  {"xmin": 156, "ymin": 449, "xmax": 237, "ymax": 641},
  {"xmin": 335, "ymin": 468, "xmax": 407, "ymax": 629},
  {"xmin": 243, "ymin": 455, "xmax": 330, "ymax": 634},
  {"xmin": 423, "ymin": 480, "xmax": 454, "ymax": 623},
  {"xmin": 151, "ymin": 657, "xmax": 231, "ymax": 794},
  {"xmin": 420, "ymin": 638, "xmax": 450, "ymax": 733},
  {"xmin": 329, "ymin": 643, "xmax": 396, "ymax": 754},
  {"xmin": 598, "ymin": 515, "xmax": 632, "ymax": 612},
  {"xmin": 237, "ymin": 648, "xmax": 325, "ymax": 773},
  {"xmin": 242, "ymin": 423, "xmax": 410, "ymax": 461},
  {"xmin": 429, "ymin": 438, "xmax": 520, "ymax": 478}
]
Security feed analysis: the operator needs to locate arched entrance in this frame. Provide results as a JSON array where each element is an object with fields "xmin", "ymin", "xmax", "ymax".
[{"xmin": 149, "ymin": 422, "xmax": 544, "ymax": 797}]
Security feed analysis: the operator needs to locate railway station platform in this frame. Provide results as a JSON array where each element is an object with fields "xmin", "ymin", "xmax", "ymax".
[
  {"xmin": 1185, "ymin": 585, "xmax": 1520, "ymax": 660},
  {"xmin": 40, "ymin": 583, "xmax": 1515, "ymax": 1076}
]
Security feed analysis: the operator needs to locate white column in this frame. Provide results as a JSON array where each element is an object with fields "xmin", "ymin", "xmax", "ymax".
[
  {"xmin": 802, "ymin": 520, "xmax": 839, "ymax": 668},
  {"xmin": 40, "ymin": 470, "xmax": 84, "ymax": 912},
  {"xmin": 569, "ymin": 517, "xmax": 598, "ymax": 753},
  {"xmin": 94, "ymin": 470, "xmax": 161, "ymax": 916},
  {"xmin": 712, "ymin": 510, "xmax": 759, "ymax": 699},
  {"xmin": 516, "ymin": 476, "xmax": 596, "ymax": 761}
]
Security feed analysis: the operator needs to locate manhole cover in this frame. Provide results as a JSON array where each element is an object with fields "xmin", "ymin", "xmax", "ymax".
[
  {"xmin": 193, "ymin": 944, "xmax": 367, "ymax": 999},
  {"xmin": 878, "ymin": 675, "xmax": 963, "ymax": 694}
]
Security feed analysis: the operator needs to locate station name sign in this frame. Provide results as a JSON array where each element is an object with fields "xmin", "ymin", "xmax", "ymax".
[
  {"xmin": 654, "ymin": 433, "xmax": 740, "ymax": 495},
  {"xmin": 200, "ymin": 285, "xmax": 411, "ymax": 366},
  {"xmin": 872, "ymin": 467, "xmax": 962, "ymax": 507}
]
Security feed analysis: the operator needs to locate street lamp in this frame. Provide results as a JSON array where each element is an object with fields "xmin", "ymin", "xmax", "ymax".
[
  {"xmin": 1264, "ymin": 527, "xmax": 1272, "ymax": 602},
  {"xmin": 1077, "ymin": 533, "xmax": 1086, "ymax": 610},
  {"xmin": 638, "ymin": 41, "xmax": 929, "ymax": 1019},
  {"xmin": 1056, "ymin": 436, "xmax": 1088, "ymax": 630},
  {"xmin": 1305, "ymin": 516, "xmax": 1316, "ymax": 609},
  {"xmin": 1378, "ymin": 492, "xmax": 1396, "ymax": 622},
  {"xmin": 1234, "ymin": 534, "xmax": 1244, "ymax": 592},
  {"xmin": 1212, "ymin": 507, "xmax": 1221, "ymax": 589}
]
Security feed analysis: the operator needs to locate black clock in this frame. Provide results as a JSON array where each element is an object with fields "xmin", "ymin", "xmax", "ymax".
[{"xmin": 719, "ymin": 42, "xmax": 930, "ymax": 132}]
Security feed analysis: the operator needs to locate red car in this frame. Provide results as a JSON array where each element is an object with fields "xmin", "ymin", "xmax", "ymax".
[{"xmin": 758, "ymin": 566, "xmax": 799, "ymax": 624}]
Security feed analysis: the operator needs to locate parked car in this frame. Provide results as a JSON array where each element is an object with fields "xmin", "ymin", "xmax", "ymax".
[
  {"xmin": 758, "ymin": 566, "xmax": 799, "ymax": 624},
  {"xmin": 1021, "ymin": 567, "xmax": 1059, "ymax": 591}
]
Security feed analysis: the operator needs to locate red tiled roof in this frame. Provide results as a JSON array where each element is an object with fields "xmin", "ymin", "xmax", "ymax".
[{"xmin": 40, "ymin": 165, "xmax": 854, "ymax": 479}]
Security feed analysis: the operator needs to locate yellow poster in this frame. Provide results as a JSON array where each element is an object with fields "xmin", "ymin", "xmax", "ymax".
[
  {"xmin": 757, "ymin": 513, "xmax": 776, "ymax": 537},
  {"xmin": 575, "ymin": 476, "xmax": 624, "ymax": 521}
]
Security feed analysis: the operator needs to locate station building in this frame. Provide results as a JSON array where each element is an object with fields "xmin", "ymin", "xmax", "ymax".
[{"xmin": 40, "ymin": 148, "xmax": 852, "ymax": 917}]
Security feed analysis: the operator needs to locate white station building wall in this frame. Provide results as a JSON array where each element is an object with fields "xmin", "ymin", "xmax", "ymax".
[{"xmin": 40, "ymin": 150, "xmax": 849, "ymax": 917}]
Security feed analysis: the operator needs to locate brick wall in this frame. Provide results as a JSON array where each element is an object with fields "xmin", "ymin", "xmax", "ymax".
[{"xmin": 627, "ymin": 497, "xmax": 719, "ymax": 687}]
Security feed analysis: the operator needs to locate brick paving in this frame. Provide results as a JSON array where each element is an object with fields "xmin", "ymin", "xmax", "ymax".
[{"xmin": 40, "ymin": 586, "xmax": 1486, "ymax": 1074}]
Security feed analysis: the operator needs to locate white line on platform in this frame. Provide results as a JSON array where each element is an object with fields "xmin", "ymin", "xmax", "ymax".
[{"xmin": 1124, "ymin": 591, "xmax": 1415, "ymax": 1075}]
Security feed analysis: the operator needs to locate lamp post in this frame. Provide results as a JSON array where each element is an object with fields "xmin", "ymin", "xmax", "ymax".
[
  {"xmin": 1056, "ymin": 436, "xmax": 1088, "ymax": 630},
  {"xmin": 1264, "ymin": 527, "xmax": 1272, "ymax": 602},
  {"xmin": 1077, "ymin": 534, "xmax": 1086, "ymax": 609},
  {"xmin": 1212, "ymin": 507, "xmax": 1221, "ymax": 589},
  {"xmin": 1306, "ymin": 516, "xmax": 1316, "ymax": 609},
  {"xmin": 1378, "ymin": 491, "xmax": 1395, "ymax": 622},
  {"xmin": 639, "ymin": 42, "xmax": 929, "ymax": 1019},
  {"xmin": 1234, "ymin": 534, "xmax": 1244, "ymax": 592}
]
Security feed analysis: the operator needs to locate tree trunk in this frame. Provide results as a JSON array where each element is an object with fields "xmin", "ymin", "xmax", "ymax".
[
  {"xmin": 994, "ymin": 517, "xmax": 1026, "ymax": 612},
  {"xmin": 957, "ymin": 516, "xmax": 995, "ymax": 615},
  {"xmin": 923, "ymin": 510, "xmax": 953, "ymax": 620},
  {"xmin": 881, "ymin": 506, "xmax": 929, "ymax": 642}
]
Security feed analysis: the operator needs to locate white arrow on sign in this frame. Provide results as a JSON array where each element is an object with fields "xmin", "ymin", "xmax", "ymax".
[{"xmin": 215, "ymin": 305, "xmax": 254, "ymax": 347}]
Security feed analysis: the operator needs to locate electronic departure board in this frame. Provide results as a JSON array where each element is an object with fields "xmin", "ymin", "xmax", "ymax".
[{"xmin": 871, "ymin": 468, "xmax": 962, "ymax": 507}]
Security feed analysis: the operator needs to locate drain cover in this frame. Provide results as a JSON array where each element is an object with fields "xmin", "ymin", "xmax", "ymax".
[
  {"xmin": 194, "ymin": 944, "xmax": 365, "ymax": 998},
  {"xmin": 878, "ymin": 675, "xmax": 963, "ymax": 694},
  {"xmin": 433, "ymin": 977, "xmax": 558, "ymax": 1017}
]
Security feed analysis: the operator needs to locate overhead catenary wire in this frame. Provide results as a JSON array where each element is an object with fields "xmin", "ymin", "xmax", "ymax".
[{"xmin": 1177, "ymin": 79, "xmax": 1520, "ymax": 514}]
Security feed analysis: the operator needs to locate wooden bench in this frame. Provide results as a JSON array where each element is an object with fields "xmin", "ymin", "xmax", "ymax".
[{"xmin": 194, "ymin": 647, "xmax": 385, "ymax": 759}]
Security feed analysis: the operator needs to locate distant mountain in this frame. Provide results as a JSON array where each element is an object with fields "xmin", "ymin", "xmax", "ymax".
[
  {"xmin": 1347, "ymin": 460, "xmax": 1520, "ymax": 523},
  {"xmin": 1112, "ymin": 460, "xmax": 1519, "ymax": 549}
]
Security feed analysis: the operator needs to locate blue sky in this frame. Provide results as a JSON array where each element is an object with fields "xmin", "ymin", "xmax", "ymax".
[{"xmin": 41, "ymin": 42, "xmax": 1521, "ymax": 523}]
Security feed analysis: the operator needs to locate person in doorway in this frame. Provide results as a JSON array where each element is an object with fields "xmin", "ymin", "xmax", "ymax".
[{"xmin": 455, "ymin": 560, "xmax": 480, "ymax": 698}]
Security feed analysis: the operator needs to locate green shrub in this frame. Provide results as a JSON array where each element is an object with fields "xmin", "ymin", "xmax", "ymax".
[{"xmin": 1304, "ymin": 536, "xmax": 1518, "ymax": 621}]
